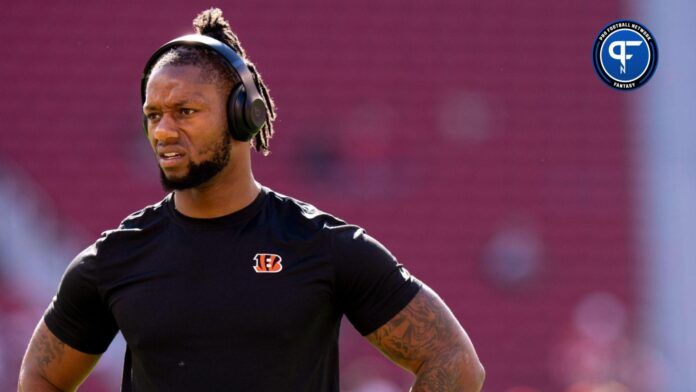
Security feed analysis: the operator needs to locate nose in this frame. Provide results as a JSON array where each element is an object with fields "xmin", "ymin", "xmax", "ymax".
[{"xmin": 152, "ymin": 113, "xmax": 179, "ymax": 142}]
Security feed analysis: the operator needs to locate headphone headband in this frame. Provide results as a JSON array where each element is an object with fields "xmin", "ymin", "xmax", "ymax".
[{"xmin": 141, "ymin": 34, "xmax": 268, "ymax": 140}]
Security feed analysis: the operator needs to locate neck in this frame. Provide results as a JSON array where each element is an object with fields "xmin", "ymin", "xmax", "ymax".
[{"xmin": 172, "ymin": 161, "xmax": 261, "ymax": 219}]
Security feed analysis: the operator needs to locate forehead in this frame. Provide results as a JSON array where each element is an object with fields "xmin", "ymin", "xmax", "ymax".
[{"xmin": 144, "ymin": 65, "xmax": 219, "ymax": 106}]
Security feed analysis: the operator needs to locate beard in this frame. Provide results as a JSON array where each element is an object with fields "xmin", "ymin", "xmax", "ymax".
[{"xmin": 158, "ymin": 133, "xmax": 231, "ymax": 192}]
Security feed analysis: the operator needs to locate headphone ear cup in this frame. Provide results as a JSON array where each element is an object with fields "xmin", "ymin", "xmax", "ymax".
[{"xmin": 228, "ymin": 84, "xmax": 251, "ymax": 141}]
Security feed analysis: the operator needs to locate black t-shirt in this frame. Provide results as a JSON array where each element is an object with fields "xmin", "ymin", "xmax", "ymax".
[{"xmin": 44, "ymin": 186, "xmax": 421, "ymax": 391}]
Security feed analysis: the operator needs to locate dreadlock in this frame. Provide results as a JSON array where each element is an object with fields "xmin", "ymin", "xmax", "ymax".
[{"xmin": 150, "ymin": 8, "xmax": 277, "ymax": 155}]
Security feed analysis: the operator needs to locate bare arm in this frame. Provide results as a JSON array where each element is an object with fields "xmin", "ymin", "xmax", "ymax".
[
  {"xmin": 366, "ymin": 284, "xmax": 485, "ymax": 392},
  {"xmin": 18, "ymin": 320, "xmax": 101, "ymax": 392}
]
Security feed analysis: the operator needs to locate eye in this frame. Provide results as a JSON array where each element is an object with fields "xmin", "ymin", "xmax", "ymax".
[
  {"xmin": 145, "ymin": 112, "xmax": 161, "ymax": 122},
  {"xmin": 180, "ymin": 108, "xmax": 195, "ymax": 116}
]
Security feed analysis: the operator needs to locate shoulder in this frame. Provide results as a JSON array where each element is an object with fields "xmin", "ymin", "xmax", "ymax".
[
  {"xmin": 80, "ymin": 196, "xmax": 171, "ymax": 265},
  {"xmin": 264, "ymin": 188, "xmax": 356, "ymax": 236},
  {"xmin": 264, "ymin": 187, "xmax": 381, "ymax": 253},
  {"xmin": 114, "ymin": 195, "xmax": 170, "ymax": 232}
]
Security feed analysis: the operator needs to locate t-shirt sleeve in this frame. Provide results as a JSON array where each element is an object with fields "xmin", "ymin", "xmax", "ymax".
[
  {"xmin": 333, "ymin": 226, "xmax": 422, "ymax": 336},
  {"xmin": 43, "ymin": 243, "xmax": 119, "ymax": 355}
]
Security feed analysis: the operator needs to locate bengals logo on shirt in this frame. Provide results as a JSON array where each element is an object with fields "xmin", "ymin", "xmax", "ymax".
[{"xmin": 253, "ymin": 253, "xmax": 283, "ymax": 273}]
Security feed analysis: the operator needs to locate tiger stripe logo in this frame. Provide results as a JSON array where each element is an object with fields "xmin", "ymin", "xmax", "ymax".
[{"xmin": 253, "ymin": 253, "xmax": 283, "ymax": 273}]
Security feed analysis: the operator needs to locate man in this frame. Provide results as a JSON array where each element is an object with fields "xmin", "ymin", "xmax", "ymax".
[{"xmin": 18, "ymin": 8, "xmax": 484, "ymax": 391}]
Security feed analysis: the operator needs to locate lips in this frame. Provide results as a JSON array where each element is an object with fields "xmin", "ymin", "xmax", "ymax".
[{"xmin": 157, "ymin": 147, "xmax": 187, "ymax": 168}]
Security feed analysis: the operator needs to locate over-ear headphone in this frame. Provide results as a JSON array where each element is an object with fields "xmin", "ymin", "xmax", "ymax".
[{"xmin": 141, "ymin": 34, "xmax": 268, "ymax": 142}]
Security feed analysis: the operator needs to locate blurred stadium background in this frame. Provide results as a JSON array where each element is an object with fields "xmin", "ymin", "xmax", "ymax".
[{"xmin": 1, "ymin": 1, "xmax": 694, "ymax": 391}]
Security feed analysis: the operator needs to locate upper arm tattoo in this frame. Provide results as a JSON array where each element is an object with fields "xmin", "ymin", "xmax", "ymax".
[
  {"xmin": 366, "ymin": 285, "xmax": 458, "ymax": 372},
  {"xmin": 29, "ymin": 324, "xmax": 67, "ymax": 376},
  {"xmin": 20, "ymin": 322, "xmax": 102, "ymax": 392},
  {"xmin": 366, "ymin": 285, "xmax": 483, "ymax": 391}
]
